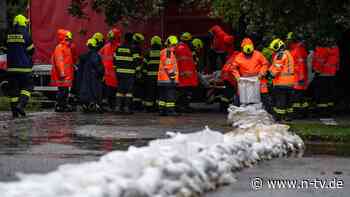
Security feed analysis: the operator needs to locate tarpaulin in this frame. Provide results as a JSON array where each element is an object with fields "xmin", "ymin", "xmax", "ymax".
[
  {"xmin": 30, "ymin": 0, "xmax": 163, "ymax": 64},
  {"xmin": 30, "ymin": 0, "xmax": 228, "ymax": 64},
  {"xmin": 30, "ymin": 0, "xmax": 110, "ymax": 64}
]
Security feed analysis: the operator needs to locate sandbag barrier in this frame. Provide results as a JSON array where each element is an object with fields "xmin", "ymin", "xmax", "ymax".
[{"xmin": 0, "ymin": 105, "xmax": 304, "ymax": 197}]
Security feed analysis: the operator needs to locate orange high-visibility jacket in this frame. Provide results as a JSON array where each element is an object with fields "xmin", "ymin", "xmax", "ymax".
[
  {"xmin": 175, "ymin": 42, "xmax": 198, "ymax": 87},
  {"xmin": 231, "ymin": 52, "xmax": 269, "ymax": 79},
  {"xmin": 99, "ymin": 40, "xmax": 120, "ymax": 88},
  {"xmin": 323, "ymin": 46, "xmax": 339, "ymax": 76},
  {"xmin": 312, "ymin": 47, "xmax": 328, "ymax": 74},
  {"xmin": 158, "ymin": 47, "xmax": 179, "ymax": 85},
  {"xmin": 270, "ymin": 50, "xmax": 295, "ymax": 87},
  {"xmin": 290, "ymin": 42, "xmax": 308, "ymax": 90},
  {"xmin": 221, "ymin": 51, "xmax": 239, "ymax": 87},
  {"xmin": 50, "ymin": 29, "xmax": 74, "ymax": 87}
]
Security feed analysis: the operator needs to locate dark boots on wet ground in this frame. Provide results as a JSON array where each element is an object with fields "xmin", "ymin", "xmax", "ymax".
[
  {"xmin": 10, "ymin": 102, "xmax": 19, "ymax": 118},
  {"xmin": 115, "ymin": 97, "xmax": 125, "ymax": 114},
  {"xmin": 124, "ymin": 97, "xmax": 134, "ymax": 115}
]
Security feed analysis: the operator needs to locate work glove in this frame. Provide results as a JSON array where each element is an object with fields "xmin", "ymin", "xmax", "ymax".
[{"xmin": 169, "ymin": 72, "xmax": 176, "ymax": 81}]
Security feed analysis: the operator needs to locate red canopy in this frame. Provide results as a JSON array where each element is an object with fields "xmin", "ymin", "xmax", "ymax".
[{"xmin": 30, "ymin": 0, "xmax": 229, "ymax": 64}]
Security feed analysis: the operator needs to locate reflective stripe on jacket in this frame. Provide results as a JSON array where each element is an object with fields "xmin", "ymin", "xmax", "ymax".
[
  {"xmin": 175, "ymin": 42, "xmax": 198, "ymax": 87},
  {"xmin": 114, "ymin": 44, "xmax": 134, "ymax": 77},
  {"xmin": 270, "ymin": 50, "xmax": 295, "ymax": 87},
  {"xmin": 6, "ymin": 25, "xmax": 34, "ymax": 72},
  {"xmin": 158, "ymin": 47, "xmax": 178, "ymax": 85},
  {"xmin": 289, "ymin": 42, "xmax": 308, "ymax": 90}
]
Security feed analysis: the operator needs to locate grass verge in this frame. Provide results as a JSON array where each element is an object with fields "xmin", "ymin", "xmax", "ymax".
[{"xmin": 289, "ymin": 122, "xmax": 350, "ymax": 142}]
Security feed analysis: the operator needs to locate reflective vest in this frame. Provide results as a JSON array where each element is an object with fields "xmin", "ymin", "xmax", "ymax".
[
  {"xmin": 50, "ymin": 29, "xmax": 74, "ymax": 87},
  {"xmin": 145, "ymin": 46, "xmax": 161, "ymax": 79},
  {"xmin": 175, "ymin": 42, "xmax": 198, "ymax": 87},
  {"xmin": 158, "ymin": 47, "xmax": 178, "ymax": 85},
  {"xmin": 6, "ymin": 26, "xmax": 34, "ymax": 73},
  {"xmin": 231, "ymin": 50, "xmax": 269, "ymax": 79},
  {"xmin": 289, "ymin": 42, "xmax": 308, "ymax": 90},
  {"xmin": 99, "ymin": 42, "xmax": 119, "ymax": 87},
  {"xmin": 114, "ymin": 44, "xmax": 134, "ymax": 77},
  {"xmin": 270, "ymin": 50, "xmax": 295, "ymax": 87}
]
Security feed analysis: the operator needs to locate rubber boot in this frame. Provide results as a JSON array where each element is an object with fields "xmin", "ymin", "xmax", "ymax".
[
  {"xmin": 159, "ymin": 106, "xmax": 167, "ymax": 116},
  {"xmin": 116, "ymin": 97, "xmax": 125, "ymax": 114},
  {"xmin": 124, "ymin": 97, "xmax": 134, "ymax": 115},
  {"xmin": 167, "ymin": 107, "xmax": 179, "ymax": 116},
  {"xmin": 10, "ymin": 102, "xmax": 19, "ymax": 118},
  {"xmin": 108, "ymin": 97, "xmax": 116, "ymax": 112},
  {"xmin": 16, "ymin": 95, "xmax": 29, "ymax": 117}
]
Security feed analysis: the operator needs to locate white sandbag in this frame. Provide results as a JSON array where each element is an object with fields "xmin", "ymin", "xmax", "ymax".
[{"xmin": 238, "ymin": 76, "xmax": 261, "ymax": 104}]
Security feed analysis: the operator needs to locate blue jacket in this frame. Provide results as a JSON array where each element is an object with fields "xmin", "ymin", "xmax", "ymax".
[{"xmin": 6, "ymin": 25, "xmax": 34, "ymax": 73}]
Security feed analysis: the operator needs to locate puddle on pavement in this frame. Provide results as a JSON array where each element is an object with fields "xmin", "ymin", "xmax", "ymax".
[
  {"xmin": 304, "ymin": 141, "xmax": 350, "ymax": 157},
  {"xmin": 1, "ymin": 111, "xmax": 350, "ymax": 182}
]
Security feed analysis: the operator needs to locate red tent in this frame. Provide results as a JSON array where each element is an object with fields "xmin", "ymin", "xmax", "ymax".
[{"xmin": 30, "ymin": 0, "xmax": 229, "ymax": 64}]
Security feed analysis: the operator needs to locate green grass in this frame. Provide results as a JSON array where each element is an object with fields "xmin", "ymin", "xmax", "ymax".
[
  {"xmin": 289, "ymin": 123, "xmax": 350, "ymax": 142},
  {"xmin": 0, "ymin": 96, "xmax": 41, "ymax": 111}
]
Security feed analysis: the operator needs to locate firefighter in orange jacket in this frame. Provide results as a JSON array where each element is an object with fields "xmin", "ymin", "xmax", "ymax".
[
  {"xmin": 269, "ymin": 39, "xmax": 295, "ymax": 121},
  {"xmin": 99, "ymin": 28, "xmax": 121, "ymax": 110},
  {"xmin": 231, "ymin": 38, "xmax": 269, "ymax": 81},
  {"xmin": 232, "ymin": 38, "xmax": 268, "ymax": 106},
  {"xmin": 312, "ymin": 38, "xmax": 339, "ymax": 116},
  {"xmin": 220, "ymin": 51, "xmax": 239, "ymax": 111},
  {"xmin": 158, "ymin": 35, "xmax": 179, "ymax": 116},
  {"xmin": 50, "ymin": 29, "xmax": 74, "ymax": 112},
  {"xmin": 287, "ymin": 32, "xmax": 309, "ymax": 118},
  {"xmin": 175, "ymin": 32, "xmax": 198, "ymax": 112}
]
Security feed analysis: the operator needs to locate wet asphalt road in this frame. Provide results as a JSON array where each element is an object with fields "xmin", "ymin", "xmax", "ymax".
[
  {"xmin": 0, "ymin": 108, "xmax": 230, "ymax": 182},
  {"xmin": 0, "ymin": 109, "xmax": 349, "ymax": 196}
]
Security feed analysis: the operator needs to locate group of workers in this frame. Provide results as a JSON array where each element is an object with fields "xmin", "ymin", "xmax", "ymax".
[
  {"xmin": 50, "ymin": 27, "xmax": 205, "ymax": 116},
  {"xmin": 3, "ymin": 14, "xmax": 340, "ymax": 121}
]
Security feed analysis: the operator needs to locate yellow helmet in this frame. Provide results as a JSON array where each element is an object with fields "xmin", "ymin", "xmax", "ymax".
[
  {"xmin": 133, "ymin": 33, "xmax": 145, "ymax": 42},
  {"xmin": 13, "ymin": 14, "xmax": 28, "ymax": 27},
  {"xmin": 93, "ymin": 32, "xmax": 104, "ymax": 42},
  {"xmin": 166, "ymin": 35, "xmax": 178, "ymax": 46},
  {"xmin": 180, "ymin": 32, "xmax": 192, "ymax": 41},
  {"xmin": 192, "ymin": 38, "xmax": 203, "ymax": 50},
  {"xmin": 243, "ymin": 44, "xmax": 254, "ymax": 55},
  {"xmin": 86, "ymin": 38, "xmax": 97, "ymax": 47},
  {"xmin": 269, "ymin": 38, "xmax": 285, "ymax": 52},
  {"xmin": 66, "ymin": 31, "xmax": 73, "ymax": 40},
  {"xmin": 151, "ymin": 35, "xmax": 162, "ymax": 46}
]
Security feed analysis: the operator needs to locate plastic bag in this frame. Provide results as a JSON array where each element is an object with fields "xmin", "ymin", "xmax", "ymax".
[
  {"xmin": 0, "ymin": 54, "xmax": 7, "ymax": 71},
  {"xmin": 238, "ymin": 76, "xmax": 260, "ymax": 104}
]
